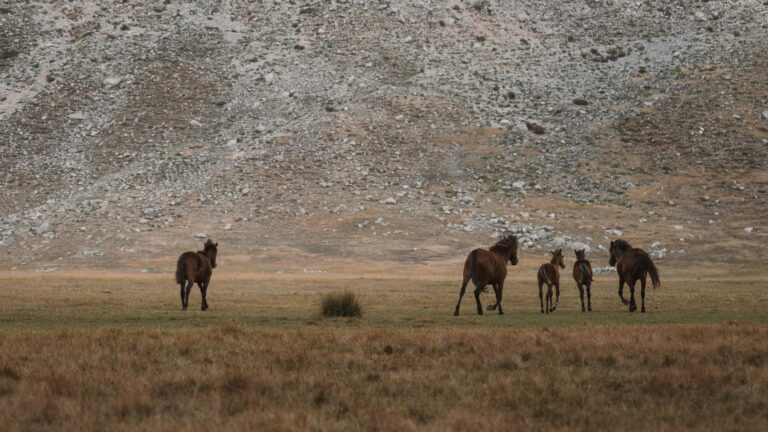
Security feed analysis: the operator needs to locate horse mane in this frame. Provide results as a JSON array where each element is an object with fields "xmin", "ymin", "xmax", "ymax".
[
  {"xmin": 612, "ymin": 239, "xmax": 632, "ymax": 252},
  {"xmin": 490, "ymin": 235, "xmax": 518, "ymax": 252},
  {"xmin": 203, "ymin": 239, "xmax": 217, "ymax": 251}
]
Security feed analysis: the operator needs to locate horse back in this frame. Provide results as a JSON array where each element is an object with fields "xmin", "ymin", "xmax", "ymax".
[
  {"xmin": 464, "ymin": 248, "xmax": 504, "ymax": 284},
  {"xmin": 176, "ymin": 251, "xmax": 211, "ymax": 283},
  {"xmin": 573, "ymin": 259, "xmax": 592, "ymax": 283},
  {"xmin": 539, "ymin": 263, "xmax": 559, "ymax": 284},
  {"xmin": 619, "ymin": 248, "xmax": 647, "ymax": 279}
]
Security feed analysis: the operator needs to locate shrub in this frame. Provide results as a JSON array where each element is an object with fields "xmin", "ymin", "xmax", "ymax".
[{"xmin": 320, "ymin": 291, "xmax": 362, "ymax": 318}]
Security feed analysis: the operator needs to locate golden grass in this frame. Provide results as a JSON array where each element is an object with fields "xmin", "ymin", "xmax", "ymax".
[
  {"xmin": 1, "ymin": 325, "xmax": 767, "ymax": 431},
  {"xmin": 0, "ymin": 269, "xmax": 767, "ymax": 430},
  {"xmin": 1, "ymin": 270, "xmax": 766, "ymax": 330}
]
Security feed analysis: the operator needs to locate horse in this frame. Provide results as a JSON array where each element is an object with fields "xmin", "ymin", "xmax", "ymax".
[
  {"xmin": 454, "ymin": 235, "xmax": 519, "ymax": 316},
  {"xmin": 537, "ymin": 248, "xmax": 565, "ymax": 314},
  {"xmin": 609, "ymin": 239, "xmax": 660, "ymax": 313},
  {"xmin": 572, "ymin": 249, "xmax": 593, "ymax": 312},
  {"xmin": 175, "ymin": 239, "xmax": 218, "ymax": 311}
]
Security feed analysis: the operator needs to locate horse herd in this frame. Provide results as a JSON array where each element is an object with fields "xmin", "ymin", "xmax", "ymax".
[
  {"xmin": 175, "ymin": 236, "xmax": 660, "ymax": 314},
  {"xmin": 454, "ymin": 235, "xmax": 661, "ymax": 316}
]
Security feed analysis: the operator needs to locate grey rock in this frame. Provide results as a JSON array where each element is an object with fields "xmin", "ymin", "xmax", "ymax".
[{"xmin": 35, "ymin": 221, "xmax": 51, "ymax": 235}]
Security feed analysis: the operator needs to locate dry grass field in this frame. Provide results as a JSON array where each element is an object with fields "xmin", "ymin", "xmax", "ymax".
[{"xmin": 1, "ymin": 264, "xmax": 767, "ymax": 431}]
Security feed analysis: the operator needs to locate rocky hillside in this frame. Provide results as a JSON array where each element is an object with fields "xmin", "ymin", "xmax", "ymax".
[{"xmin": 1, "ymin": 1, "xmax": 766, "ymax": 270}]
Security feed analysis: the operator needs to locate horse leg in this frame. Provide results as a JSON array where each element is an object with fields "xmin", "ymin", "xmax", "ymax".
[
  {"xmin": 545, "ymin": 285, "xmax": 553, "ymax": 315},
  {"xmin": 538, "ymin": 281, "xmax": 544, "ymax": 314},
  {"xmin": 586, "ymin": 282, "xmax": 592, "ymax": 312},
  {"xmin": 198, "ymin": 282, "xmax": 208, "ymax": 311},
  {"xmin": 640, "ymin": 275, "xmax": 646, "ymax": 313},
  {"xmin": 203, "ymin": 282, "xmax": 210, "ymax": 311},
  {"xmin": 578, "ymin": 283, "xmax": 585, "ymax": 312},
  {"xmin": 496, "ymin": 281, "xmax": 504, "ymax": 315},
  {"xmin": 179, "ymin": 282, "xmax": 186, "ymax": 310},
  {"xmin": 487, "ymin": 284, "xmax": 499, "ymax": 311},
  {"xmin": 454, "ymin": 277, "xmax": 469, "ymax": 316},
  {"xmin": 628, "ymin": 280, "xmax": 637, "ymax": 312},
  {"xmin": 618, "ymin": 275, "xmax": 629, "ymax": 305},
  {"xmin": 183, "ymin": 281, "xmax": 194, "ymax": 311},
  {"xmin": 473, "ymin": 284, "xmax": 484, "ymax": 316},
  {"xmin": 551, "ymin": 283, "xmax": 560, "ymax": 312}
]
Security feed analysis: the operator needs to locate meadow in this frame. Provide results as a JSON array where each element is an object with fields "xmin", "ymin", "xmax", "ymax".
[{"xmin": 1, "ymin": 266, "xmax": 767, "ymax": 431}]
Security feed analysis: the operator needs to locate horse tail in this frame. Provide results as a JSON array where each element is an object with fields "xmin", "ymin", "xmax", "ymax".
[
  {"xmin": 470, "ymin": 250, "xmax": 482, "ymax": 289},
  {"xmin": 638, "ymin": 253, "xmax": 661, "ymax": 289},
  {"xmin": 175, "ymin": 255, "xmax": 187, "ymax": 284},
  {"xmin": 538, "ymin": 266, "xmax": 551, "ymax": 285},
  {"xmin": 580, "ymin": 262, "xmax": 592, "ymax": 284}
]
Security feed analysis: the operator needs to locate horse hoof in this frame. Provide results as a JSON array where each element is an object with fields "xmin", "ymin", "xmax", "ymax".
[
  {"xmin": 453, "ymin": 311, "xmax": 459, "ymax": 316},
  {"xmin": 621, "ymin": 299, "xmax": 629, "ymax": 306},
  {"xmin": 498, "ymin": 310, "xmax": 504, "ymax": 315}
]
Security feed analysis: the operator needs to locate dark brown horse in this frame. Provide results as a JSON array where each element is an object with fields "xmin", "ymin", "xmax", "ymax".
[
  {"xmin": 609, "ymin": 239, "xmax": 660, "ymax": 313},
  {"xmin": 537, "ymin": 249, "xmax": 565, "ymax": 314},
  {"xmin": 572, "ymin": 249, "xmax": 593, "ymax": 312},
  {"xmin": 454, "ymin": 235, "xmax": 519, "ymax": 316},
  {"xmin": 175, "ymin": 239, "xmax": 218, "ymax": 311}
]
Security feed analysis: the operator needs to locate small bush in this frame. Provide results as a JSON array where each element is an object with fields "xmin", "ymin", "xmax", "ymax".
[{"xmin": 320, "ymin": 291, "xmax": 362, "ymax": 318}]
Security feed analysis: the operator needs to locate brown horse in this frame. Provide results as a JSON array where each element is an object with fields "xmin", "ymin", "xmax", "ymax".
[
  {"xmin": 609, "ymin": 239, "xmax": 660, "ymax": 313},
  {"xmin": 572, "ymin": 249, "xmax": 593, "ymax": 312},
  {"xmin": 537, "ymin": 249, "xmax": 565, "ymax": 314},
  {"xmin": 454, "ymin": 235, "xmax": 519, "ymax": 316},
  {"xmin": 175, "ymin": 239, "xmax": 218, "ymax": 311}
]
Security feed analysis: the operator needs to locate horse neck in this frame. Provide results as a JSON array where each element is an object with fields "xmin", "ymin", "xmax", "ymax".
[
  {"xmin": 616, "ymin": 247, "xmax": 632, "ymax": 261},
  {"xmin": 493, "ymin": 245, "xmax": 513, "ymax": 259},
  {"xmin": 549, "ymin": 257, "xmax": 561, "ymax": 274}
]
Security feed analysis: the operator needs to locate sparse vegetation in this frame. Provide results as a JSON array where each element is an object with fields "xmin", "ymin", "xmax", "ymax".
[
  {"xmin": 0, "ymin": 271, "xmax": 766, "ymax": 430},
  {"xmin": 320, "ymin": 291, "xmax": 362, "ymax": 318},
  {"xmin": 525, "ymin": 121, "xmax": 546, "ymax": 135},
  {"xmin": 1, "ymin": 324, "xmax": 767, "ymax": 431}
]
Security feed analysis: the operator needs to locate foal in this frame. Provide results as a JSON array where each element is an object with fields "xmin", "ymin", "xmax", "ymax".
[
  {"xmin": 454, "ymin": 235, "xmax": 519, "ymax": 316},
  {"xmin": 175, "ymin": 239, "xmax": 218, "ymax": 311},
  {"xmin": 572, "ymin": 249, "xmax": 593, "ymax": 312},
  {"xmin": 537, "ymin": 249, "xmax": 565, "ymax": 314}
]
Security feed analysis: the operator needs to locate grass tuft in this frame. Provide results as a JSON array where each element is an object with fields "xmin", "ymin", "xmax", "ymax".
[{"xmin": 320, "ymin": 291, "xmax": 362, "ymax": 318}]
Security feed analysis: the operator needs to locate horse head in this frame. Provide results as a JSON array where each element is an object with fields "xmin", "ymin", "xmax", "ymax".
[
  {"xmin": 575, "ymin": 249, "xmax": 586, "ymax": 261},
  {"xmin": 203, "ymin": 239, "xmax": 218, "ymax": 269},
  {"xmin": 609, "ymin": 241, "xmax": 616, "ymax": 266},
  {"xmin": 609, "ymin": 239, "xmax": 630, "ymax": 267},
  {"xmin": 507, "ymin": 235, "xmax": 519, "ymax": 265},
  {"xmin": 551, "ymin": 248, "xmax": 565, "ymax": 269}
]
